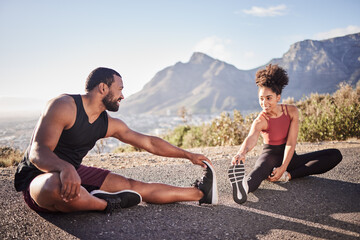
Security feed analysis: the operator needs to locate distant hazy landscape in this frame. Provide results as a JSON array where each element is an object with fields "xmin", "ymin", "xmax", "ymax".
[{"xmin": 0, "ymin": 112, "xmax": 219, "ymax": 153}]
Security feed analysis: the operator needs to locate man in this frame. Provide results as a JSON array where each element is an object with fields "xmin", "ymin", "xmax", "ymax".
[{"xmin": 14, "ymin": 67, "xmax": 218, "ymax": 214}]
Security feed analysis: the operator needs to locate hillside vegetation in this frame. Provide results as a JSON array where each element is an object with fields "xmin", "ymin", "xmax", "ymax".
[
  {"xmin": 0, "ymin": 146, "xmax": 23, "ymax": 167},
  {"xmin": 158, "ymin": 81, "xmax": 360, "ymax": 149}
]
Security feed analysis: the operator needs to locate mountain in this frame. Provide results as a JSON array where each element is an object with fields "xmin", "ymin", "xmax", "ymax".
[
  {"xmin": 267, "ymin": 33, "xmax": 360, "ymax": 100},
  {"xmin": 119, "ymin": 33, "xmax": 360, "ymax": 115}
]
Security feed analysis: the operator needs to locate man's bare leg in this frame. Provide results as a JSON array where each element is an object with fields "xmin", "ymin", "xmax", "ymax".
[
  {"xmin": 100, "ymin": 172, "xmax": 204, "ymax": 204},
  {"xmin": 29, "ymin": 161, "xmax": 216, "ymax": 212},
  {"xmin": 30, "ymin": 173, "xmax": 107, "ymax": 212}
]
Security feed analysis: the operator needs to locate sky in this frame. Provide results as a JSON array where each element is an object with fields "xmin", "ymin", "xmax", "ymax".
[{"xmin": 0, "ymin": 0, "xmax": 359, "ymax": 107}]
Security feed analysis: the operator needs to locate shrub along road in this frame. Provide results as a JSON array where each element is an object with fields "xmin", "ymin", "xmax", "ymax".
[{"xmin": 0, "ymin": 141, "xmax": 359, "ymax": 239}]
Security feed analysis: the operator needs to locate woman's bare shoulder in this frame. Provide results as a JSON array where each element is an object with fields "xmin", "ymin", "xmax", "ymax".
[{"xmin": 284, "ymin": 104, "xmax": 299, "ymax": 119}]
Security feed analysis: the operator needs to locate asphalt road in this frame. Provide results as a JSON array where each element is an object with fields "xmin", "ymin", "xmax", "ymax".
[{"xmin": 0, "ymin": 144, "xmax": 359, "ymax": 239}]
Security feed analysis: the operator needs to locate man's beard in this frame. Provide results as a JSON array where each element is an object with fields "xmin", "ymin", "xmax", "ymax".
[{"xmin": 102, "ymin": 92, "xmax": 119, "ymax": 112}]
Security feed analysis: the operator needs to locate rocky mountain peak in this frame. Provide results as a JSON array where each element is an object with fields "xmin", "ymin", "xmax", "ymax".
[
  {"xmin": 119, "ymin": 33, "xmax": 360, "ymax": 115},
  {"xmin": 189, "ymin": 52, "xmax": 216, "ymax": 65}
]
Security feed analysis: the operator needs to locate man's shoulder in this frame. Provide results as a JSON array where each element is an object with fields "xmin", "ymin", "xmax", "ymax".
[
  {"xmin": 106, "ymin": 114, "xmax": 131, "ymax": 137},
  {"xmin": 107, "ymin": 114, "xmax": 126, "ymax": 125},
  {"xmin": 52, "ymin": 94, "xmax": 75, "ymax": 104},
  {"xmin": 43, "ymin": 94, "xmax": 77, "ymax": 119},
  {"xmin": 47, "ymin": 94, "xmax": 76, "ymax": 109}
]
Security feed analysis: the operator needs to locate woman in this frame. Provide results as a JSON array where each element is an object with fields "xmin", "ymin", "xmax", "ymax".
[{"xmin": 228, "ymin": 64, "xmax": 342, "ymax": 204}]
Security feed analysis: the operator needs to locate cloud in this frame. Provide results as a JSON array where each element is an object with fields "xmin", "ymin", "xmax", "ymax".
[
  {"xmin": 193, "ymin": 36, "xmax": 232, "ymax": 61},
  {"xmin": 242, "ymin": 4, "xmax": 287, "ymax": 17},
  {"xmin": 314, "ymin": 25, "xmax": 360, "ymax": 40}
]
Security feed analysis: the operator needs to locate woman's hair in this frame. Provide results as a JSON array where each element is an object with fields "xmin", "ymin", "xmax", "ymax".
[
  {"xmin": 255, "ymin": 64, "xmax": 288, "ymax": 95},
  {"xmin": 85, "ymin": 67, "xmax": 121, "ymax": 92}
]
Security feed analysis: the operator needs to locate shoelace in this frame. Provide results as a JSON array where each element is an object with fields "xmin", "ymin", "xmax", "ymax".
[
  {"xmin": 192, "ymin": 179, "xmax": 201, "ymax": 188},
  {"xmin": 107, "ymin": 198, "xmax": 123, "ymax": 213},
  {"xmin": 192, "ymin": 167, "xmax": 209, "ymax": 187}
]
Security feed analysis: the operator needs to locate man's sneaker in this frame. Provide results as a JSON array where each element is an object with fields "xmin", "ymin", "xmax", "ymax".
[
  {"xmin": 90, "ymin": 189, "xmax": 142, "ymax": 214},
  {"xmin": 192, "ymin": 161, "xmax": 218, "ymax": 205},
  {"xmin": 228, "ymin": 162, "xmax": 248, "ymax": 204}
]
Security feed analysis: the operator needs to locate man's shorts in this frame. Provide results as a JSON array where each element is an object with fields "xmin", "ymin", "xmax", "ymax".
[{"xmin": 22, "ymin": 165, "xmax": 110, "ymax": 213}]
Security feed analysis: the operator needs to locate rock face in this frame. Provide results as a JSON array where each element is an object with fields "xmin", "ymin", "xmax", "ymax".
[
  {"xmin": 268, "ymin": 33, "xmax": 360, "ymax": 100},
  {"xmin": 119, "ymin": 33, "xmax": 360, "ymax": 115}
]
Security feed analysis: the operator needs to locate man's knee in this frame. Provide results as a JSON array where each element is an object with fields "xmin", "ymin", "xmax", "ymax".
[{"xmin": 30, "ymin": 173, "xmax": 62, "ymax": 205}]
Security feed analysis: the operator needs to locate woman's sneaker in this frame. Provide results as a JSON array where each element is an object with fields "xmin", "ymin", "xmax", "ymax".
[
  {"xmin": 90, "ymin": 189, "xmax": 142, "ymax": 214},
  {"xmin": 192, "ymin": 161, "xmax": 218, "ymax": 205},
  {"xmin": 228, "ymin": 161, "xmax": 248, "ymax": 204},
  {"xmin": 278, "ymin": 171, "xmax": 290, "ymax": 183}
]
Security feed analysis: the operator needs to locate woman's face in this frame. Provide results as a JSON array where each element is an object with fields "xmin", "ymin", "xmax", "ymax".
[{"xmin": 258, "ymin": 87, "xmax": 281, "ymax": 113}]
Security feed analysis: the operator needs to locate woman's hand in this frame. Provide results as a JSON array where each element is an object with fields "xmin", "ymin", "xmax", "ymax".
[
  {"xmin": 268, "ymin": 166, "xmax": 286, "ymax": 182},
  {"xmin": 231, "ymin": 153, "xmax": 246, "ymax": 165}
]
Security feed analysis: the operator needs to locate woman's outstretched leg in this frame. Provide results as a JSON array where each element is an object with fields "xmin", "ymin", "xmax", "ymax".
[{"xmin": 287, "ymin": 149, "xmax": 342, "ymax": 179}]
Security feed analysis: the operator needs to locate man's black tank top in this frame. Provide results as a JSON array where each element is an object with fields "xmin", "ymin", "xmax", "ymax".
[{"xmin": 14, "ymin": 94, "xmax": 108, "ymax": 192}]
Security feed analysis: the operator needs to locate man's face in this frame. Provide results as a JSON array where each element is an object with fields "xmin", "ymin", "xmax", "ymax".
[{"xmin": 102, "ymin": 75, "xmax": 124, "ymax": 112}]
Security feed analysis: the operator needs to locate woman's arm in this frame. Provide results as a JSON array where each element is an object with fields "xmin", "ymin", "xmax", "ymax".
[
  {"xmin": 269, "ymin": 105, "xmax": 299, "ymax": 181},
  {"xmin": 231, "ymin": 115, "xmax": 267, "ymax": 165}
]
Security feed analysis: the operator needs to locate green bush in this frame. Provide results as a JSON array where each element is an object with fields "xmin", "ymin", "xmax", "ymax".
[
  {"xmin": 163, "ymin": 110, "xmax": 253, "ymax": 148},
  {"xmin": 0, "ymin": 146, "xmax": 23, "ymax": 167},
  {"xmin": 113, "ymin": 145, "xmax": 144, "ymax": 153},
  {"xmin": 163, "ymin": 125, "xmax": 192, "ymax": 148},
  {"xmin": 298, "ymin": 82, "xmax": 360, "ymax": 142}
]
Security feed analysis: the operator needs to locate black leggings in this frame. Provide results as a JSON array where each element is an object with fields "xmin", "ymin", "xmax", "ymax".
[{"xmin": 247, "ymin": 144, "xmax": 342, "ymax": 193}]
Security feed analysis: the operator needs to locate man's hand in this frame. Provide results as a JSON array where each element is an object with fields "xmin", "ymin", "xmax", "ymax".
[
  {"xmin": 59, "ymin": 165, "xmax": 81, "ymax": 202},
  {"xmin": 188, "ymin": 153, "xmax": 212, "ymax": 168}
]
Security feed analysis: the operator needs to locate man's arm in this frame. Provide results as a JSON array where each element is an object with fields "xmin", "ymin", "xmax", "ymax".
[
  {"xmin": 106, "ymin": 116, "xmax": 210, "ymax": 168},
  {"xmin": 29, "ymin": 95, "xmax": 81, "ymax": 202}
]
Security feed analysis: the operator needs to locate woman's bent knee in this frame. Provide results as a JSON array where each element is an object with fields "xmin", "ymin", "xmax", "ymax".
[{"xmin": 329, "ymin": 149, "xmax": 343, "ymax": 165}]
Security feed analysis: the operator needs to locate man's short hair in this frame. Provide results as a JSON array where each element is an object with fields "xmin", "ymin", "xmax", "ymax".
[{"xmin": 85, "ymin": 67, "xmax": 121, "ymax": 92}]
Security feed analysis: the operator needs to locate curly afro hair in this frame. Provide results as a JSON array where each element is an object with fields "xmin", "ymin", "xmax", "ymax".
[{"xmin": 255, "ymin": 64, "xmax": 289, "ymax": 95}]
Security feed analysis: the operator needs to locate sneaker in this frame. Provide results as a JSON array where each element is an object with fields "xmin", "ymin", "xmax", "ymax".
[
  {"xmin": 192, "ymin": 161, "xmax": 218, "ymax": 205},
  {"xmin": 278, "ymin": 171, "xmax": 290, "ymax": 183},
  {"xmin": 228, "ymin": 161, "xmax": 248, "ymax": 204},
  {"xmin": 90, "ymin": 189, "xmax": 142, "ymax": 214},
  {"xmin": 271, "ymin": 167, "xmax": 290, "ymax": 183}
]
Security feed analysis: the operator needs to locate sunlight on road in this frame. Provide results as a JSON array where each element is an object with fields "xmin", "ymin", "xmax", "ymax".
[
  {"xmin": 242, "ymin": 206, "xmax": 360, "ymax": 238},
  {"xmin": 330, "ymin": 212, "xmax": 360, "ymax": 225}
]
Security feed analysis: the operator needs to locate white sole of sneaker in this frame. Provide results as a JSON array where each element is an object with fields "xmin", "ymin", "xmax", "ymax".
[
  {"xmin": 90, "ymin": 189, "xmax": 143, "ymax": 203},
  {"xmin": 228, "ymin": 162, "xmax": 247, "ymax": 204},
  {"xmin": 203, "ymin": 161, "xmax": 218, "ymax": 204}
]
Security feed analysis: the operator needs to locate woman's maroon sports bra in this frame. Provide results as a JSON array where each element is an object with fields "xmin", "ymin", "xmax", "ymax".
[{"xmin": 261, "ymin": 104, "xmax": 291, "ymax": 145}]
